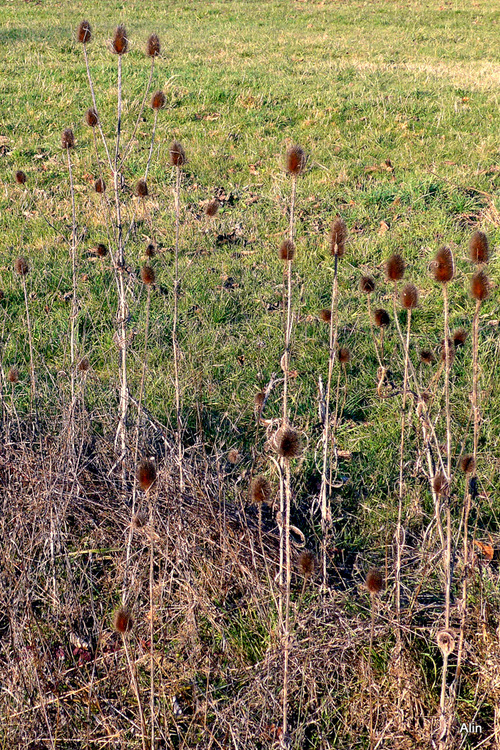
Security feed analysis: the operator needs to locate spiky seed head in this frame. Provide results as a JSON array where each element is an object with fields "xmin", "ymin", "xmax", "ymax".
[
  {"xmin": 360, "ymin": 275, "xmax": 375, "ymax": 294},
  {"xmin": 366, "ymin": 569, "xmax": 383, "ymax": 595},
  {"xmin": 145, "ymin": 243, "xmax": 155, "ymax": 258},
  {"xmin": 151, "ymin": 90, "xmax": 166, "ymax": 110},
  {"xmin": 453, "ymin": 328, "xmax": 468, "ymax": 348},
  {"xmin": 113, "ymin": 607, "xmax": 133, "ymax": 634},
  {"xmin": 386, "ymin": 253, "xmax": 405, "ymax": 282},
  {"xmin": 141, "ymin": 265, "xmax": 155, "ymax": 286},
  {"xmin": 420, "ymin": 349, "xmax": 435, "ymax": 364},
  {"xmin": 469, "ymin": 230, "xmax": 489, "ymax": 264},
  {"xmin": 436, "ymin": 629, "xmax": 455, "ymax": 657},
  {"xmin": 433, "ymin": 246, "xmax": 454, "ymax": 284},
  {"xmin": 320, "ymin": 309, "xmax": 332, "ymax": 323},
  {"xmin": 132, "ymin": 509, "xmax": 148, "ymax": 529},
  {"xmin": 433, "ymin": 472, "xmax": 448, "ymax": 496},
  {"xmin": 330, "ymin": 217, "xmax": 347, "ymax": 257},
  {"xmin": 15, "ymin": 257, "xmax": 29, "ymax": 276},
  {"xmin": 460, "ymin": 454, "xmax": 475, "ymax": 474},
  {"xmin": 471, "ymin": 270, "xmax": 490, "ymax": 301},
  {"xmin": 254, "ymin": 391, "xmax": 265, "ymax": 415},
  {"xmin": 15, "ymin": 170, "xmax": 27, "ymax": 185},
  {"xmin": 276, "ymin": 426, "xmax": 301, "ymax": 459},
  {"xmin": 78, "ymin": 357, "xmax": 90, "ymax": 372},
  {"xmin": 7, "ymin": 367, "xmax": 19, "ymax": 384},
  {"xmin": 96, "ymin": 243, "xmax": 108, "ymax": 257},
  {"xmin": 137, "ymin": 459, "xmax": 156, "ymax": 490},
  {"xmin": 373, "ymin": 308, "xmax": 390, "ymax": 327},
  {"xmin": 112, "ymin": 25, "xmax": 128, "ymax": 55},
  {"xmin": 61, "ymin": 128, "xmax": 75, "ymax": 149},
  {"xmin": 85, "ymin": 108, "xmax": 98, "ymax": 127},
  {"xmin": 228, "ymin": 449, "xmax": 240, "ymax": 464},
  {"xmin": 440, "ymin": 338, "xmax": 455, "ymax": 364},
  {"xmin": 169, "ymin": 140, "xmax": 186, "ymax": 167},
  {"xmin": 205, "ymin": 199, "xmax": 219, "ymax": 217},
  {"xmin": 401, "ymin": 283, "xmax": 418, "ymax": 309},
  {"xmin": 136, "ymin": 179, "xmax": 148, "ymax": 197},
  {"xmin": 279, "ymin": 239, "xmax": 295, "ymax": 261},
  {"xmin": 94, "ymin": 177, "xmax": 106, "ymax": 194},
  {"xmin": 77, "ymin": 20, "xmax": 92, "ymax": 44},
  {"xmin": 286, "ymin": 145, "xmax": 306, "ymax": 176},
  {"xmin": 338, "ymin": 347, "xmax": 351, "ymax": 364},
  {"xmin": 250, "ymin": 475, "xmax": 271, "ymax": 505},
  {"xmin": 298, "ymin": 551, "xmax": 316, "ymax": 578},
  {"xmin": 146, "ymin": 33, "xmax": 160, "ymax": 57}
]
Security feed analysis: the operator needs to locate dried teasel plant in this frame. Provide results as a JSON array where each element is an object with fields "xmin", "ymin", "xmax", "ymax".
[
  {"xmin": 366, "ymin": 568, "xmax": 383, "ymax": 750},
  {"xmin": 112, "ymin": 605, "xmax": 147, "ymax": 748},
  {"xmin": 469, "ymin": 230, "xmax": 489, "ymax": 264}
]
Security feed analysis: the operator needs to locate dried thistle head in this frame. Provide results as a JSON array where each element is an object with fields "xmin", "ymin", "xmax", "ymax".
[
  {"xmin": 15, "ymin": 170, "xmax": 27, "ymax": 185},
  {"xmin": 471, "ymin": 270, "xmax": 490, "ymax": 302},
  {"xmin": 15, "ymin": 257, "xmax": 29, "ymax": 276},
  {"xmin": 146, "ymin": 33, "xmax": 160, "ymax": 57},
  {"xmin": 151, "ymin": 90, "xmax": 166, "ymax": 110},
  {"xmin": 386, "ymin": 253, "xmax": 405, "ymax": 282},
  {"xmin": 96, "ymin": 243, "xmax": 108, "ymax": 257},
  {"xmin": 137, "ymin": 459, "xmax": 157, "ymax": 490},
  {"xmin": 460, "ymin": 454, "xmax": 475, "ymax": 474},
  {"xmin": 433, "ymin": 472, "xmax": 448, "ymax": 496},
  {"xmin": 227, "ymin": 449, "xmax": 240, "ymax": 464},
  {"xmin": 136, "ymin": 179, "xmax": 148, "ymax": 197},
  {"xmin": 453, "ymin": 328, "xmax": 468, "ymax": 348},
  {"xmin": 145, "ymin": 243, "xmax": 156, "ymax": 258},
  {"xmin": 366, "ymin": 569, "xmax": 383, "ymax": 595},
  {"xmin": 436, "ymin": 629, "xmax": 455, "ymax": 657},
  {"xmin": 61, "ymin": 128, "xmax": 75, "ymax": 149},
  {"xmin": 85, "ymin": 108, "xmax": 98, "ymax": 128},
  {"xmin": 401, "ymin": 283, "xmax": 418, "ymax": 310},
  {"xmin": 94, "ymin": 177, "xmax": 106, "ymax": 194},
  {"xmin": 77, "ymin": 20, "xmax": 92, "ymax": 44},
  {"xmin": 420, "ymin": 349, "xmax": 435, "ymax": 365},
  {"xmin": 469, "ymin": 230, "xmax": 489, "ymax": 264},
  {"xmin": 205, "ymin": 199, "xmax": 219, "ymax": 217},
  {"xmin": 433, "ymin": 246, "xmax": 454, "ymax": 284},
  {"xmin": 330, "ymin": 217, "xmax": 347, "ymax": 257},
  {"xmin": 169, "ymin": 140, "xmax": 186, "ymax": 167},
  {"xmin": 276, "ymin": 426, "xmax": 301, "ymax": 459},
  {"xmin": 279, "ymin": 239, "xmax": 295, "ymax": 261},
  {"xmin": 7, "ymin": 367, "xmax": 19, "ymax": 384},
  {"xmin": 373, "ymin": 308, "xmax": 390, "ymax": 328},
  {"xmin": 250, "ymin": 475, "xmax": 271, "ymax": 505},
  {"xmin": 141, "ymin": 265, "xmax": 155, "ymax": 286},
  {"xmin": 297, "ymin": 550, "xmax": 316, "ymax": 578},
  {"xmin": 359, "ymin": 275, "xmax": 375, "ymax": 294},
  {"xmin": 78, "ymin": 357, "xmax": 90, "ymax": 372},
  {"xmin": 320, "ymin": 309, "xmax": 332, "ymax": 323},
  {"xmin": 113, "ymin": 607, "xmax": 133, "ymax": 634},
  {"xmin": 286, "ymin": 145, "xmax": 306, "ymax": 176},
  {"xmin": 112, "ymin": 25, "xmax": 128, "ymax": 55},
  {"xmin": 338, "ymin": 347, "xmax": 351, "ymax": 364}
]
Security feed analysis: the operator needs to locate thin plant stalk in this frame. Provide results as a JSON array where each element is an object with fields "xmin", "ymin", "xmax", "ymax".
[
  {"xmin": 66, "ymin": 143, "xmax": 78, "ymax": 445},
  {"xmin": 144, "ymin": 108, "xmax": 159, "ymax": 182},
  {"xmin": 82, "ymin": 44, "xmax": 113, "ymax": 170},
  {"xmin": 369, "ymin": 594, "xmax": 377, "ymax": 750},
  {"xmin": 120, "ymin": 56, "xmax": 155, "ymax": 167},
  {"xmin": 282, "ymin": 458, "xmax": 292, "ymax": 745},
  {"xmin": 21, "ymin": 275, "xmax": 36, "ymax": 413},
  {"xmin": 173, "ymin": 164, "xmax": 184, "ymax": 492},
  {"xmin": 121, "ymin": 635, "xmax": 147, "ymax": 750}
]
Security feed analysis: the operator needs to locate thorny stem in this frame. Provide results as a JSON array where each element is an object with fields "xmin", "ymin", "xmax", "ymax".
[
  {"xmin": 22, "ymin": 276, "xmax": 36, "ymax": 414},
  {"xmin": 66, "ymin": 145, "xmax": 78, "ymax": 447},
  {"xmin": 173, "ymin": 165, "xmax": 184, "ymax": 492},
  {"xmin": 369, "ymin": 594, "xmax": 376, "ymax": 750},
  {"xmin": 144, "ymin": 108, "xmax": 159, "ymax": 183},
  {"xmin": 282, "ymin": 459, "xmax": 292, "ymax": 745},
  {"xmin": 122, "ymin": 635, "xmax": 147, "ymax": 750}
]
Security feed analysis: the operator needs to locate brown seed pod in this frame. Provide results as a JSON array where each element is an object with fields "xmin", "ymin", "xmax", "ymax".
[
  {"xmin": 320, "ymin": 309, "xmax": 332, "ymax": 324},
  {"xmin": 141, "ymin": 265, "xmax": 155, "ymax": 286},
  {"xmin": 453, "ymin": 328, "xmax": 468, "ymax": 348},
  {"xmin": 286, "ymin": 145, "xmax": 306, "ymax": 176},
  {"xmin": 151, "ymin": 90, "xmax": 166, "ymax": 110},
  {"xmin": 436, "ymin": 629, "xmax": 455, "ymax": 657},
  {"xmin": 96, "ymin": 243, "xmax": 108, "ymax": 257},
  {"xmin": 205, "ymin": 199, "xmax": 219, "ymax": 217},
  {"xmin": 112, "ymin": 25, "xmax": 128, "ymax": 55},
  {"xmin": 366, "ymin": 569, "xmax": 383, "ymax": 595},
  {"xmin": 169, "ymin": 140, "xmax": 186, "ymax": 167},
  {"xmin": 15, "ymin": 170, "xmax": 27, "ymax": 185},
  {"xmin": 227, "ymin": 449, "xmax": 240, "ymax": 464},
  {"xmin": 279, "ymin": 239, "xmax": 295, "ymax": 261},
  {"xmin": 338, "ymin": 347, "xmax": 351, "ymax": 364},
  {"xmin": 61, "ymin": 128, "xmax": 75, "ymax": 149},
  {"xmin": 433, "ymin": 472, "xmax": 448, "ymax": 496},
  {"xmin": 250, "ymin": 475, "xmax": 271, "ymax": 505},
  {"xmin": 330, "ymin": 217, "xmax": 347, "ymax": 257},
  {"xmin": 469, "ymin": 230, "xmax": 489, "ymax": 264},
  {"xmin": 146, "ymin": 33, "xmax": 160, "ymax": 57},
  {"xmin": 15, "ymin": 257, "xmax": 29, "ymax": 276},
  {"xmin": 433, "ymin": 246, "xmax": 454, "ymax": 284},
  {"xmin": 400, "ymin": 283, "xmax": 418, "ymax": 310},
  {"xmin": 276, "ymin": 426, "xmax": 301, "ymax": 459},
  {"xmin": 440, "ymin": 338, "xmax": 455, "ymax": 364},
  {"xmin": 460, "ymin": 454, "xmax": 475, "ymax": 474},
  {"xmin": 145, "ymin": 243, "xmax": 156, "ymax": 258},
  {"xmin": 420, "ymin": 349, "xmax": 435, "ymax": 365},
  {"xmin": 113, "ymin": 607, "xmax": 133, "ymax": 634},
  {"xmin": 137, "ymin": 458, "xmax": 157, "ymax": 490},
  {"xmin": 85, "ymin": 108, "xmax": 98, "ymax": 128},
  {"xmin": 7, "ymin": 367, "xmax": 19, "ymax": 384},
  {"xmin": 78, "ymin": 357, "xmax": 90, "ymax": 372},
  {"xmin": 297, "ymin": 550, "xmax": 316, "ymax": 578},
  {"xmin": 136, "ymin": 179, "xmax": 148, "ymax": 197},
  {"xmin": 77, "ymin": 20, "xmax": 92, "ymax": 44},
  {"xmin": 373, "ymin": 308, "xmax": 390, "ymax": 327},
  {"xmin": 471, "ymin": 270, "xmax": 490, "ymax": 302},
  {"xmin": 94, "ymin": 177, "xmax": 106, "ymax": 194},
  {"xmin": 254, "ymin": 391, "xmax": 265, "ymax": 414},
  {"xmin": 386, "ymin": 253, "xmax": 405, "ymax": 282},
  {"xmin": 359, "ymin": 275, "xmax": 375, "ymax": 294}
]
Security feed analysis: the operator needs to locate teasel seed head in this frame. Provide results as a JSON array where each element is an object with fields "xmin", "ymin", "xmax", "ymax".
[
  {"xmin": 276, "ymin": 426, "xmax": 301, "ymax": 459},
  {"xmin": 254, "ymin": 391, "xmax": 265, "ymax": 413},
  {"xmin": 471, "ymin": 270, "xmax": 490, "ymax": 301},
  {"xmin": 113, "ymin": 607, "xmax": 133, "ymax": 634},
  {"xmin": 77, "ymin": 20, "xmax": 92, "ymax": 44},
  {"xmin": 469, "ymin": 230, "xmax": 489, "ymax": 264},
  {"xmin": 15, "ymin": 170, "xmax": 27, "ymax": 185},
  {"xmin": 141, "ymin": 265, "xmax": 155, "ymax": 286},
  {"xmin": 338, "ymin": 347, "xmax": 351, "ymax": 364},
  {"xmin": 112, "ymin": 25, "xmax": 128, "ymax": 55},
  {"xmin": 359, "ymin": 275, "xmax": 375, "ymax": 294},
  {"xmin": 286, "ymin": 144, "xmax": 306, "ymax": 176},
  {"xmin": 297, "ymin": 550, "xmax": 316, "ymax": 578},
  {"xmin": 373, "ymin": 308, "xmax": 390, "ymax": 328},
  {"xmin": 420, "ymin": 349, "xmax": 435, "ymax": 365},
  {"xmin": 453, "ymin": 328, "xmax": 468, "ymax": 348},
  {"xmin": 61, "ymin": 128, "xmax": 75, "ymax": 149},
  {"xmin": 7, "ymin": 367, "xmax": 19, "ymax": 384},
  {"xmin": 227, "ymin": 449, "xmax": 240, "ymax": 464},
  {"xmin": 320, "ymin": 309, "xmax": 332, "ymax": 323},
  {"xmin": 146, "ymin": 33, "xmax": 160, "ymax": 57},
  {"xmin": 94, "ymin": 177, "xmax": 106, "ymax": 194},
  {"xmin": 433, "ymin": 472, "xmax": 448, "ymax": 496},
  {"xmin": 85, "ymin": 108, "xmax": 98, "ymax": 128},
  {"xmin": 96, "ymin": 243, "xmax": 108, "ymax": 257},
  {"xmin": 436, "ymin": 629, "xmax": 455, "ymax": 657},
  {"xmin": 279, "ymin": 239, "xmax": 295, "ymax": 261},
  {"xmin": 132, "ymin": 509, "xmax": 148, "ymax": 529},
  {"xmin": 145, "ymin": 243, "xmax": 155, "ymax": 258},
  {"xmin": 136, "ymin": 179, "xmax": 148, "ymax": 197},
  {"xmin": 401, "ymin": 283, "xmax": 418, "ymax": 310},
  {"xmin": 137, "ymin": 458, "xmax": 157, "ymax": 491},
  {"xmin": 330, "ymin": 217, "xmax": 347, "ymax": 257},
  {"xmin": 440, "ymin": 338, "xmax": 455, "ymax": 364},
  {"xmin": 15, "ymin": 257, "xmax": 29, "ymax": 276},
  {"xmin": 78, "ymin": 357, "xmax": 90, "ymax": 372},
  {"xmin": 366, "ymin": 569, "xmax": 383, "ymax": 595},
  {"xmin": 170, "ymin": 140, "xmax": 186, "ymax": 167},
  {"xmin": 250, "ymin": 475, "xmax": 271, "ymax": 505},
  {"xmin": 151, "ymin": 90, "xmax": 166, "ymax": 110},
  {"xmin": 205, "ymin": 199, "xmax": 219, "ymax": 217},
  {"xmin": 460, "ymin": 454, "xmax": 475, "ymax": 474},
  {"xmin": 386, "ymin": 253, "xmax": 405, "ymax": 282},
  {"xmin": 433, "ymin": 245, "xmax": 454, "ymax": 284}
]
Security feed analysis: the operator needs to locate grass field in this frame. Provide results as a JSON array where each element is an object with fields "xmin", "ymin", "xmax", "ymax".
[{"xmin": 1, "ymin": 1, "xmax": 500, "ymax": 747}]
